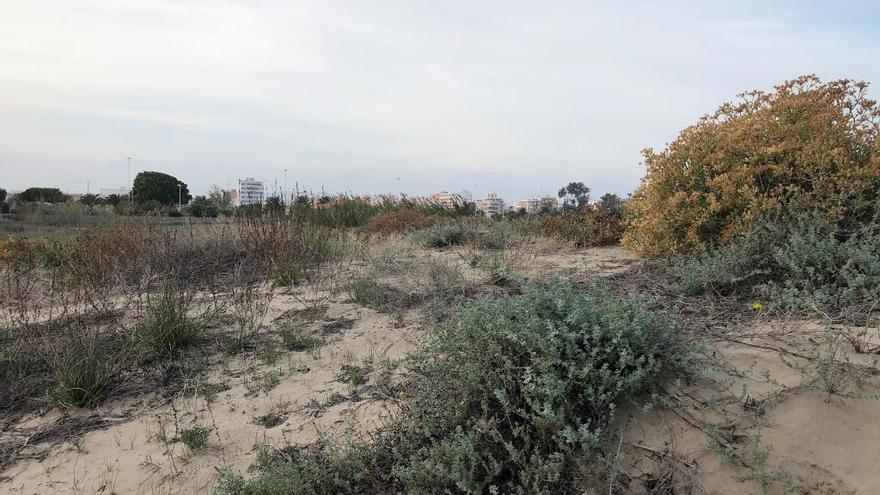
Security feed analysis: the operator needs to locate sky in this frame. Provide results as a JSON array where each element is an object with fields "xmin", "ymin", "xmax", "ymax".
[{"xmin": 1, "ymin": 1, "xmax": 879, "ymax": 201}]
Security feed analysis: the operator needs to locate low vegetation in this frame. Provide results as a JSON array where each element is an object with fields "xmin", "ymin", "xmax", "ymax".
[
  {"xmin": 137, "ymin": 285, "xmax": 204, "ymax": 355},
  {"xmin": 542, "ymin": 210, "xmax": 625, "ymax": 247},
  {"xmin": 665, "ymin": 211, "xmax": 880, "ymax": 318},
  {"xmin": 216, "ymin": 279, "xmax": 698, "ymax": 494}
]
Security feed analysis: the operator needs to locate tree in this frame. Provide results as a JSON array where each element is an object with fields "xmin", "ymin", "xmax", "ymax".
[
  {"xmin": 598, "ymin": 193, "xmax": 622, "ymax": 214},
  {"xmin": 207, "ymin": 185, "xmax": 234, "ymax": 216},
  {"xmin": 0, "ymin": 188, "xmax": 6, "ymax": 203},
  {"xmin": 18, "ymin": 187, "xmax": 67, "ymax": 204},
  {"xmin": 557, "ymin": 182, "xmax": 590, "ymax": 212},
  {"xmin": 186, "ymin": 195, "xmax": 218, "ymax": 218},
  {"xmin": 132, "ymin": 171, "xmax": 191, "ymax": 206},
  {"xmin": 104, "ymin": 194, "xmax": 123, "ymax": 206},
  {"xmin": 79, "ymin": 193, "xmax": 101, "ymax": 207},
  {"xmin": 623, "ymin": 75, "xmax": 880, "ymax": 256},
  {"xmin": 264, "ymin": 195, "xmax": 285, "ymax": 216},
  {"xmin": 504, "ymin": 207, "xmax": 528, "ymax": 219}
]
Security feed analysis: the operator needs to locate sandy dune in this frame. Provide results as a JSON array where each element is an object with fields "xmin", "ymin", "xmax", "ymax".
[{"xmin": 3, "ymin": 246, "xmax": 880, "ymax": 494}]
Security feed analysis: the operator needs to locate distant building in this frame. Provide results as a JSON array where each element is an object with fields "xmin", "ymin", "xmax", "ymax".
[
  {"xmin": 513, "ymin": 195, "xmax": 558, "ymax": 214},
  {"xmin": 237, "ymin": 177, "xmax": 264, "ymax": 206},
  {"xmin": 429, "ymin": 191, "xmax": 472, "ymax": 209},
  {"xmin": 537, "ymin": 195, "xmax": 559, "ymax": 212},
  {"xmin": 476, "ymin": 193, "xmax": 505, "ymax": 216},
  {"xmin": 517, "ymin": 198, "xmax": 540, "ymax": 214}
]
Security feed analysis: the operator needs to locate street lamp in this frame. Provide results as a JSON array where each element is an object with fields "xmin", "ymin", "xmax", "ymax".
[
  {"xmin": 396, "ymin": 177, "xmax": 400, "ymax": 197},
  {"xmin": 178, "ymin": 183, "xmax": 183, "ymax": 209},
  {"xmin": 126, "ymin": 156, "xmax": 132, "ymax": 201}
]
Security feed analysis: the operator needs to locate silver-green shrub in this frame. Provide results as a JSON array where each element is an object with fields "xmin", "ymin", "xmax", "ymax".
[
  {"xmin": 216, "ymin": 278, "xmax": 697, "ymax": 494},
  {"xmin": 666, "ymin": 211, "xmax": 880, "ymax": 313}
]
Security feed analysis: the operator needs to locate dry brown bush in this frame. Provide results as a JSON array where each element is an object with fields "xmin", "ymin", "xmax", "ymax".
[
  {"xmin": 362, "ymin": 208, "xmax": 438, "ymax": 235},
  {"xmin": 542, "ymin": 210, "xmax": 624, "ymax": 247},
  {"xmin": 624, "ymin": 75, "xmax": 880, "ymax": 256}
]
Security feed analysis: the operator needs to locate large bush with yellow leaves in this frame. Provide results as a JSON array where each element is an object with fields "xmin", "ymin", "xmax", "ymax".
[{"xmin": 623, "ymin": 75, "xmax": 880, "ymax": 256}]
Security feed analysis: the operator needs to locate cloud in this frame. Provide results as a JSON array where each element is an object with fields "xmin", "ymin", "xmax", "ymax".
[{"xmin": 0, "ymin": 0, "xmax": 878, "ymax": 199}]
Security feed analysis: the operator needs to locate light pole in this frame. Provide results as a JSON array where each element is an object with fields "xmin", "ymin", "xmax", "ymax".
[
  {"xmin": 396, "ymin": 177, "xmax": 400, "ymax": 197},
  {"xmin": 178, "ymin": 183, "xmax": 182, "ymax": 209},
  {"xmin": 284, "ymin": 168, "xmax": 288, "ymax": 203},
  {"xmin": 126, "ymin": 156, "xmax": 132, "ymax": 200}
]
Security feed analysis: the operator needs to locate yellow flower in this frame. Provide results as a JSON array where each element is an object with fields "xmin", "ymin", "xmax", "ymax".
[{"xmin": 752, "ymin": 303, "xmax": 763, "ymax": 311}]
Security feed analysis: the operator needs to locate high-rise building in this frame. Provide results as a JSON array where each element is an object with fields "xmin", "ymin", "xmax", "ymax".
[
  {"xmin": 430, "ymin": 191, "xmax": 472, "ymax": 209},
  {"xmin": 517, "ymin": 198, "xmax": 540, "ymax": 214},
  {"xmin": 514, "ymin": 195, "xmax": 559, "ymax": 214},
  {"xmin": 476, "ymin": 192, "xmax": 505, "ymax": 216},
  {"xmin": 237, "ymin": 177, "xmax": 264, "ymax": 206},
  {"xmin": 537, "ymin": 195, "xmax": 559, "ymax": 212}
]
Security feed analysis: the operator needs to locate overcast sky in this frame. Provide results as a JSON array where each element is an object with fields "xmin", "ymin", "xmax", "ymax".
[{"xmin": 1, "ymin": 1, "xmax": 878, "ymax": 200}]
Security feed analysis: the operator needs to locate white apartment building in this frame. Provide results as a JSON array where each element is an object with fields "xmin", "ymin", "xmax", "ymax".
[
  {"xmin": 477, "ymin": 192, "xmax": 505, "ymax": 216},
  {"xmin": 515, "ymin": 195, "xmax": 559, "ymax": 214},
  {"xmin": 430, "ymin": 191, "xmax": 473, "ymax": 209},
  {"xmin": 517, "ymin": 198, "xmax": 540, "ymax": 213},
  {"xmin": 237, "ymin": 177, "xmax": 264, "ymax": 206}
]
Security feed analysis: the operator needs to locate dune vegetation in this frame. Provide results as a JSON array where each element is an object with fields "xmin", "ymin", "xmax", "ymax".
[{"xmin": 2, "ymin": 76, "xmax": 880, "ymax": 494}]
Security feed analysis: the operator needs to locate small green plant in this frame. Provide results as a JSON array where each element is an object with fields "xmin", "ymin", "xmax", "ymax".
[
  {"xmin": 253, "ymin": 400, "xmax": 290, "ymax": 428},
  {"xmin": 180, "ymin": 425, "xmax": 211, "ymax": 452},
  {"xmin": 733, "ymin": 434, "xmax": 804, "ymax": 494},
  {"xmin": 308, "ymin": 345, "xmax": 323, "ymax": 360},
  {"xmin": 224, "ymin": 281, "xmax": 272, "ymax": 353},
  {"xmin": 337, "ymin": 364, "xmax": 369, "ymax": 389},
  {"xmin": 197, "ymin": 381, "xmax": 223, "ymax": 405},
  {"xmin": 279, "ymin": 322, "xmax": 322, "ymax": 352},
  {"xmin": 811, "ymin": 330, "xmax": 852, "ymax": 403},
  {"xmin": 484, "ymin": 253, "xmax": 519, "ymax": 287},
  {"xmin": 346, "ymin": 276, "xmax": 380, "ymax": 307},
  {"xmin": 146, "ymin": 415, "xmax": 170, "ymax": 443},
  {"xmin": 259, "ymin": 341, "xmax": 281, "ymax": 366},
  {"xmin": 410, "ymin": 221, "xmax": 465, "ymax": 248},
  {"xmin": 271, "ymin": 264, "xmax": 303, "ymax": 287},
  {"xmin": 137, "ymin": 287, "xmax": 202, "ymax": 354},
  {"xmin": 261, "ymin": 371, "xmax": 282, "ymax": 392},
  {"xmin": 254, "ymin": 441, "xmax": 274, "ymax": 469},
  {"xmin": 424, "ymin": 259, "xmax": 466, "ymax": 298},
  {"xmin": 49, "ymin": 335, "xmax": 125, "ymax": 408}
]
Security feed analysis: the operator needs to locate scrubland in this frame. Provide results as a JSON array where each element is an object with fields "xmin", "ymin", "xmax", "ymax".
[{"xmin": 3, "ymin": 75, "xmax": 880, "ymax": 494}]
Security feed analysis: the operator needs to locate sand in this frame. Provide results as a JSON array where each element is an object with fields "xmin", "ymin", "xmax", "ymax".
[{"xmin": 3, "ymin": 245, "xmax": 880, "ymax": 494}]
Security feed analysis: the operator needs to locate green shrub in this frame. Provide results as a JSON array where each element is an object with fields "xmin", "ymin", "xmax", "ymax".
[
  {"xmin": 181, "ymin": 425, "xmax": 211, "ymax": 452},
  {"xmin": 346, "ymin": 276, "xmax": 381, "ymax": 307},
  {"xmin": 271, "ymin": 264, "xmax": 303, "ymax": 287},
  {"xmin": 484, "ymin": 254, "xmax": 519, "ymax": 287},
  {"xmin": 279, "ymin": 322, "xmax": 322, "ymax": 352},
  {"xmin": 217, "ymin": 279, "xmax": 697, "ymax": 494},
  {"xmin": 49, "ymin": 335, "xmax": 125, "ymax": 408},
  {"xmin": 410, "ymin": 221, "xmax": 466, "ymax": 248},
  {"xmin": 475, "ymin": 221, "xmax": 514, "ymax": 249},
  {"xmin": 666, "ymin": 211, "xmax": 880, "ymax": 313},
  {"xmin": 137, "ymin": 287, "xmax": 201, "ymax": 354}
]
